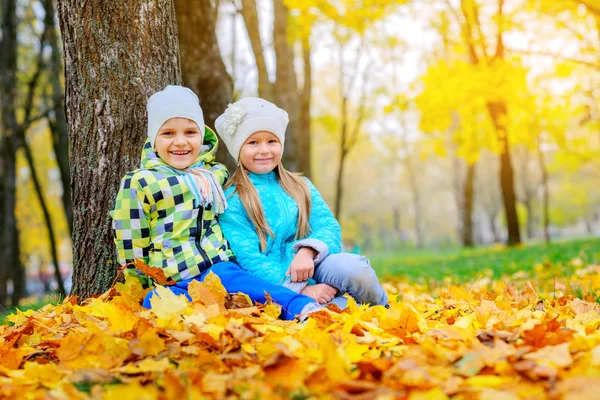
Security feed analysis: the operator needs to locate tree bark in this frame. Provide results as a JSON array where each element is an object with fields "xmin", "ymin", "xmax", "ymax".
[
  {"xmin": 43, "ymin": 0, "xmax": 72, "ymax": 235},
  {"xmin": 0, "ymin": 0, "xmax": 20, "ymax": 308},
  {"xmin": 57, "ymin": 0, "xmax": 182, "ymax": 299},
  {"xmin": 175, "ymin": 0, "xmax": 236, "ymax": 171},
  {"xmin": 462, "ymin": 162, "xmax": 475, "ymax": 247}
]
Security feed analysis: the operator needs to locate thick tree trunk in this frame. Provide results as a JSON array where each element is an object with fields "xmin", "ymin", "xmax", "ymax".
[
  {"xmin": 0, "ymin": 139, "xmax": 19, "ymax": 307},
  {"xmin": 240, "ymin": 0, "xmax": 273, "ymax": 100},
  {"xmin": 57, "ymin": 0, "xmax": 182, "ymax": 299},
  {"xmin": 0, "ymin": 0, "xmax": 20, "ymax": 308},
  {"xmin": 462, "ymin": 162, "xmax": 475, "ymax": 247},
  {"xmin": 175, "ymin": 0, "xmax": 235, "ymax": 170},
  {"xmin": 43, "ymin": 0, "xmax": 72, "ymax": 234}
]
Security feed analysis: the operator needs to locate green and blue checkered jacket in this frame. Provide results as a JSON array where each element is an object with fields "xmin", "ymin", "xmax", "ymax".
[{"xmin": 110, "ymin": 127, "xmax": 235, "ymax": 286}]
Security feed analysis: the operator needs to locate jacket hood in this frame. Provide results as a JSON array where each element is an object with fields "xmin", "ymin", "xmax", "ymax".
[{"xmin": 140, "ymin": 125, "xmax": 220, "ymax": 170}]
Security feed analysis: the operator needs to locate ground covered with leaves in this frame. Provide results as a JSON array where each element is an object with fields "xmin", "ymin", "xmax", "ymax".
[{"xmin": 2, "ymin": 260, "xmax": 600, "ymax": 399}]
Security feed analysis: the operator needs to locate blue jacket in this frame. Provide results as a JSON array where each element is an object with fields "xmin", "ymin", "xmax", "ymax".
[{"xmin": 219, "ymin": 171, "xmax": 341, "ymax": 290}]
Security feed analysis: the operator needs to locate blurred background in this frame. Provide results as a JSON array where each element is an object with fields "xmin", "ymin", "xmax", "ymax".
[{"xmin": 1, "ymin": 0, "xmax": 599, "ymax": 302}]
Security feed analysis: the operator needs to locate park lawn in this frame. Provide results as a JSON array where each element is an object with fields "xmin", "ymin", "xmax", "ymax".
[
  {"xmin": 2, "ymin": 237, "xmax": 600, "ymax": 397},
  {"xmin": 2, "ymin": 237, "xmax": 599, "ymax": 323},
  {"xmin": 370, "ymin": 236, "xmax": 600, "ymax": 283}
]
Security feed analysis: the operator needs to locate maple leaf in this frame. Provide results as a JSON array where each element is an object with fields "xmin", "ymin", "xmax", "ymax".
[
  {"xmin": 128, "ymin": 259, "xmax": 176, "ymax": 286},
  {"xmin": 149, "ymin": 285, "xmax": 189, "ymax": 320}
]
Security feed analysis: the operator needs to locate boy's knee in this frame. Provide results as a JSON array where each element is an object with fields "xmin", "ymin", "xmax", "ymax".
[{"xmin": 209, "ymin": 261, "xmax": 240, "ymax": 277}]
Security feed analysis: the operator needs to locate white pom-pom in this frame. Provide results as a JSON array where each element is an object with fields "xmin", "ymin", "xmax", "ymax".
[{"xmin": 222, "ymin": 103, "xmax": 248, "ymax": 136}]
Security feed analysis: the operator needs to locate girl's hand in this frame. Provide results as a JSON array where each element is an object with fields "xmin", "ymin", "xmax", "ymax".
[
  {"xmin": 287, "ymin": 247, "xmax": 317, "ymax": 282},
  {"xmin": 300, "ymin": 283, "xmax": 338, "ymax": 304}
]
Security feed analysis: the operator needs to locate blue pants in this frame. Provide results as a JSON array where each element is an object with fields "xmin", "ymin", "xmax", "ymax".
[
  {"xmin": 142, "ymin": 261, "xmax": 315, "ymax": 320},
  {"xmin": 315, "ymin": 253, "xmax": 388, "ymax": 309}
]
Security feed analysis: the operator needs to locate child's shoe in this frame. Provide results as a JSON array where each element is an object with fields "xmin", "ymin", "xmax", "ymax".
[{"xmin": 296, "ymin": 302, "xmax": 323, "ymax": 323}]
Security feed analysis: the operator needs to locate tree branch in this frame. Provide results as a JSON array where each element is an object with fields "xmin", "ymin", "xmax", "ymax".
[
  {"xmin": 22, "ymin": 3, "xmax": 50, "ymax": 130},
  {"xmin": 505, "ymin": 47, "xmax": 599, "ymax": 70}
]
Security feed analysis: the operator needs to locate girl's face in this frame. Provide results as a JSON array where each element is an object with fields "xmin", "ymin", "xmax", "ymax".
[
  {"xmin": 154, "ymin": 118, "xmax": 203, "ymax": 169},
  {"xmin": 239, "ymin": 131, "xmax": 282, "ymax": 174}
]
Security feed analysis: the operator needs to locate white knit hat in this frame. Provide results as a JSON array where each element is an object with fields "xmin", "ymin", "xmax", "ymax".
[
  {"xmin": 214, "ymin": 97, "xmax": 289, "ymax": 160},
  {"xmin": 147, "ymin": 85, "xmax": 205, "ymax": 147}
]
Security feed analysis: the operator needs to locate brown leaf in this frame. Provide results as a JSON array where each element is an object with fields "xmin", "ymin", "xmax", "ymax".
[{"xmin": 129, "ymin": 259, "xmax": 176, "ymax": 286}]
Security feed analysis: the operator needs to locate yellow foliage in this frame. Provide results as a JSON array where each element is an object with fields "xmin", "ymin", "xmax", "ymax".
[{"xmin": 2, "ymin": 262, "xmax": 600, "ymax": 398}]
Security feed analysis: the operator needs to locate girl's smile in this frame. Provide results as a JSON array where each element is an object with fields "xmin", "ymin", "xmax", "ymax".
[{"xmin": 239, "ymin": 131, "xmax": 282, "ymax": 174}]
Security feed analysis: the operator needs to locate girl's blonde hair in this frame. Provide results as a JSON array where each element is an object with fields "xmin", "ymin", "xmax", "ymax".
[{"xmin": 226, "ymin": 161, "xmax": 312, "ymax": 252}]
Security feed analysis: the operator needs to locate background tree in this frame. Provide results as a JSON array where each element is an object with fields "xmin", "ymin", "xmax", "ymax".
[
  {"xmin": 57, "ymin": 0, "xmax": 182, "ymax": 298},
  {"xmin": 175, "ymin": 0, "xmax": 236, "ymax": 170}
]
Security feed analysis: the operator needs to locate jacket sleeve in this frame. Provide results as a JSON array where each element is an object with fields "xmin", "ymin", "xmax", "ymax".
[
  {"xmin": 110, "ymin": 173, "xmax": 152, "ymax": 283},
  {"xmin": 219, "ymin": 192, "xmax": 292, "ymax": 287},
  {"xmin": 207, "ymin": 161, "xmax": 230, "ymax": 186},
  {"xmin": 292, "ymin": 179, "xmax": 342, "ymax": 263}
]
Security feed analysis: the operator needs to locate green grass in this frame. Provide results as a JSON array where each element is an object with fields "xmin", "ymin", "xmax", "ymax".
[
  {"xmin": 370, "ymin": 237, "xmax": 600, "ymax": 283},
  {"xmin": 0, "ymin": 292, "xmax": 65, "ymax": 325},
  {"xmin": 2, "ymin": 237, "xmax": 599, "ymax": 323}
]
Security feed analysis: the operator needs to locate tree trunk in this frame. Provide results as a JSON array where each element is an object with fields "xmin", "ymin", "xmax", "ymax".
[
  {"xmin": 175, "ymin": 0, "xmax": 236, "ymax": 171},
  {"xmin": 10, "ymin": 224, "xmax": 24, "ymax": 306},
  {"xmin": 298, "ymin": 35, "xmax": 312, "ymax": 178},
  {"xmin": 43, "ymin": 0, "xmax": 72, "ymax": 235},
  {"xmin": 537, "ymin": 137, "xmax": 550, "ymax": 243},
  {"xmin": 402, "ymin": 145, "xmax": 424, "ymax": 248},
  {"xmin": 240, "ymin": 0, "xmax": 273, "ymax": 100},
  {"xmin": 462, "ymin": 162, "xmax": 475, "ymax": 247},
  {"xmin": 488, "ymin": 101, "xmax": 521, "ymax": 245},
  {"xmin": 57, "ymin": 0, "xmax": 182, "ymax": 299},
  {"xmin": 489, "ymin": 209, "xmax": 501, "ymax": 243},
  {"xmin": 273, "ymin": 0, "xmax": 301, "ymax": 172},
  {"xmin": 21, "ymin": 138, "xmax": 66, "ymax": 295},
  {"xmin": 334, "ymin": 146, "xmax": 347, "ymax": 220},
  {"xmin": 0, "ymin": 0, "xmax": 20, "ymax": 308},
  {"xmin": 524, "ymin": 198, "xmax": 534, "ymax": 240}
]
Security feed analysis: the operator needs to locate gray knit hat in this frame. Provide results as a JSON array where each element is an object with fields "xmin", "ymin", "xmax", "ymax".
[
  {"xmin": 215, "ymin": 97, "xmax": 289, "ymax": 160},
  {"xmin": 147, "ymin": 85, "xmax": 205, "ymax": 147}
]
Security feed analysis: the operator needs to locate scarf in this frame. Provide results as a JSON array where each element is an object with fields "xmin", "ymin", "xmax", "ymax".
[{"xmin": 154, "ymin": 161, "xmax": 228, "ymax": 214}]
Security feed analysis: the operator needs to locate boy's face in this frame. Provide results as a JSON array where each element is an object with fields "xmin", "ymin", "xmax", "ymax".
[
  {"xmin": 239, "ymin": 131, "xmax": 282, "ymax": 174},
  {"xmin": 154, "ymin": 118, "xmax": 203, "ymax": 169}
]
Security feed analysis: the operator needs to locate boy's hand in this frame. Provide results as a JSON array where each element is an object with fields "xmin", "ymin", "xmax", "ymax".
[
  {"xmin": 287, "ymin": 247, "xmax": 317, "ymax": 282},
  {"xmin": 300, "ymin": 283, "xmax": 338, "ymax": 304}
]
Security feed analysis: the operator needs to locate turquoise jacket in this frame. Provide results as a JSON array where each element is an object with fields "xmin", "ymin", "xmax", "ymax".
[{"xmin": 219, "ymin": 171, "xmax": 341, "ymax": 291}]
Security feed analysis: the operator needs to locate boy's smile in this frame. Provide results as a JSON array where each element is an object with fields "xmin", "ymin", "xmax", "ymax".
[
  {"xmin": 239, "ymin": 131, "xmax": 282, "ymax": 174},
  {"xmin": 154, "ymin": 118, "xmax": 203, "ymax": 169}
]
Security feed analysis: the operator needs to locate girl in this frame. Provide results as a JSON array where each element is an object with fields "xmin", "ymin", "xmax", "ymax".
[
  {"xmin": 215, "ymin": 98, "xmax": 387, "ymax": 308},
  {"xmin": 110, "ymin": 86, "xmax": 320, "ymax": 320}
]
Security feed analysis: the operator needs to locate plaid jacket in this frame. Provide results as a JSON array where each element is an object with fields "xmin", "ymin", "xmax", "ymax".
[{"xmin": 110, "ymin": 127, "xmax": 234, "ymax": 286}]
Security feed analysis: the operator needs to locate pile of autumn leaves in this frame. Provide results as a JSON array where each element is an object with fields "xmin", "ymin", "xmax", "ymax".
[{"xmin": 2, "ymin": 261, "xmax": 600, "ymax": 399}]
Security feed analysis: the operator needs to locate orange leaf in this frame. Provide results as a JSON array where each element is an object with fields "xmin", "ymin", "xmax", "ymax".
[{"xmin": 129, "ymin": 259, "xmax": 176, "ymax": 286}]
